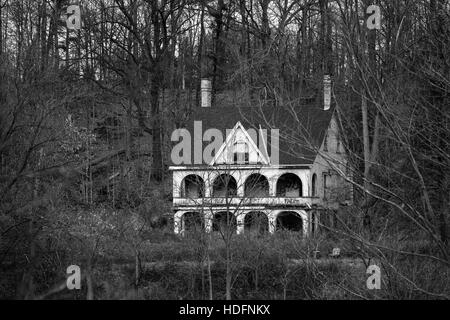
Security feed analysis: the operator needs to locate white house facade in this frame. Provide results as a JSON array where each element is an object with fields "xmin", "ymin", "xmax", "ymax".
[{"xmin": 169, "ymin": 101, "xmax": 353, "ymax": 237}]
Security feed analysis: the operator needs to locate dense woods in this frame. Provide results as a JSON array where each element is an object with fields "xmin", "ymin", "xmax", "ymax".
[{"xmin": 0, "ymin": 0, "xmax": 449, "ymax": 299}]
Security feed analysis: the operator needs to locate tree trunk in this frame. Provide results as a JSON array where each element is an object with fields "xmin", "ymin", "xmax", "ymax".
[
  {"xmin": 134, "ymin": 248, "xmax": 141, "ymax": 287},
  {"xmin": 150, "ymin": 77, "xmax": 163, "ymax": 181},
  {"xmin": 196, "ymin": 5, "xmax": 205, "ymax": 106},
  {"xmin": 361, "ymin": 94, "xmax": 372, "ymax": 229},
  {"xmin": 45, "ymin": 0, "xmax": 62, "ymax": 69},
  {"xmin": 0, "ymin": 2, "xmax": 3, "ymax": 56},
  {"xmin": 260, "ymin": 0, "xmax": 271, "ymax": 50},
  {"xmin": 39, "ymin": 0, "xmax": 47, "ymax": 70},
  {"xmin": 150, "ymin": 1, "xmax": 164, "ymax": 181},
  {"xmin": 225, "ymin": 248, "xmax": 232, "ymax": 300},
  {"xmin": 211, "ymin": 0, "xmax": 226, "ymax": 103},
  {"xmin": 86, "ymin": 256, "xmax": 94, "ymax": 300},
  {"xmin": 360, "ymin": 0, "xmax": 379, "ymax": 230},
  {"xmin": 320, "ymin": 0, "xmax": 333, "ymax": 75},
  {"xmin": 207, "ymin": 251, "xmax": 213, "ymax": 300}
]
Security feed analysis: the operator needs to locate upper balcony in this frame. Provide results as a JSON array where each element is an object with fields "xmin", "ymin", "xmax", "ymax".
[
  {"xmin": 173, "ymin": 196, "xmax": 320, "ymax": 208},
  {"xmin": 173, "ymin": 171, "xmax": 324, "ymax": 208}
]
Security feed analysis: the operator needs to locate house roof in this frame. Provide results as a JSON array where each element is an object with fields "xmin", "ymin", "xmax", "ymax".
[{"xmin": 175, "ymin": 101, "xmax": 335, "ymax": 166}]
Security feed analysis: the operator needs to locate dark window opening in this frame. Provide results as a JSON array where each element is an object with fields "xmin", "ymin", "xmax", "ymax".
[
  {"xmin": 212, "ymin": 174, "xmax": 237, "ymax": 197},
  {"xmin": 312, "ymin": 173, "xmax": 317, "ymax": 197},
  {"xmin": 244, "ymin": 211, "xmax": 269, "ymax": 234},
  {"xmin": 276, "ymin": 173, "xmax": 303, "ymax": 197},
  {"xmin": 233, "ymin": 152, "xmax": 249, "ymax": 164},
  {"xmin": 232, "ymin": 141, "xmax": 249, "ymax": 164},
  {"xmin": 245, "ymin": 174, "xmax": 270, "ymax": 197},
  {"xmin": 212, "ymin": 211, "xmax": 237, "ymax": 233},
  {"xmin": 276, "ymin": 211, "xmax": 303, "ymax": 232},
  {"xmin": 323, "ymin": 174, "xmax": 328, "ymax": 200},
  {"xmin": 183, "ymin": 212, "xmax": 204, "ymax": 233},
  {"xmin": 336, "ymin": 133, "xmax": 341, "ymax": 153},
  {"xmin": 182, "ymin": 175, "xmax": 205, "ymax": 198},
  {"xmin": 323, "ymin": 132, "xmax": 328, "ymax": 151}
]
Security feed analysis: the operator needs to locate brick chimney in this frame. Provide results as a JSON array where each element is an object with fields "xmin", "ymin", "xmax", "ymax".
[
  {"xmin": 324, "ymin": 75, "xmax": 331, "ymax": 111},
  {"xmin": 201, "ymin": 79, "xmax": 212, "ymax": 108}
]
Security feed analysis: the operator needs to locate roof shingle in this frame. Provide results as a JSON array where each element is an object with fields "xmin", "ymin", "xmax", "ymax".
[{"xmin": 174, "ymin": 100, "xmax": 334, "ymax": 166}]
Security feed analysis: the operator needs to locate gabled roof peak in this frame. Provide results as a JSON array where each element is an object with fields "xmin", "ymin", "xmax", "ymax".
[{"xmin": 209, "ymin": 121, "xmax": 270, "ymax": 166}]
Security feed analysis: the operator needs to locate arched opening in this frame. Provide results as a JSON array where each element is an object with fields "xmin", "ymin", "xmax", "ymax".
[
  {"xmin": 212, "ymin": 174, "xmax": 237, "ymax": 197},
  {"xmin": 276, "ymin": 211, "xmax": 303, "ymax": 232},
  {"xmin": 276, "ymin": 173, "xmax": 303, "ymax": 197},
  {"xmin": 182, "ymin": 211, "xmax": 204, "ymax": 233},
  {"xmin": 312, "ymin": 173, "xmax": 317, "ymax": 197},
  {"xmin": 212, "ymin": 211, "xmax": 237, "ymax": 233},
  {"xmin": 244, "ymin": 211, "xmax": 269, "ymax": 234},
  {"xmin": 311, "ymin": 211, "xmax": 316, "ymax": 235},
  {"xmin": 181, "ymin": 175, "xmax": 204, "ymax": 198},
  {"xmin": 244, "ymin": 174, "xmax": 269, "ymax": 197}
]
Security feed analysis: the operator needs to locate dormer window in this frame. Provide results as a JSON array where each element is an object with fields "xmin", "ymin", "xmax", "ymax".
[{"xmin": 232, "ymin": 141, "xmax": 249, "ymax": 164}]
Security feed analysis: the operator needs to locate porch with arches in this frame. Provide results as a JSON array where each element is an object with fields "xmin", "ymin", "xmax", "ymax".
[{"xmin": 173, "ymin": 208, "xmax": 315, "ymax": 237}]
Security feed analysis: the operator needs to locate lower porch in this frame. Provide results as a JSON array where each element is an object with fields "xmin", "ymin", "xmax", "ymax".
[{"xmin": 173, "ymin": 208, "xmax": 320, "ymax": 237}]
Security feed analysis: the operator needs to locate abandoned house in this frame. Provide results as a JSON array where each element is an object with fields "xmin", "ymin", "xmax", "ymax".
[{"xmin": 170, "ymin": 84, "xmax": 353, "ymax": 237}]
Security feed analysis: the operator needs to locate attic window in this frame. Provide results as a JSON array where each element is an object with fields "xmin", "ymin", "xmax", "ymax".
[
  {"xmin": 233, "ymin": 142, "xmax": 249, "ymax": 164},
  {"xmin": 323, "ymin": 132, "xmax": 328, "ymax": 152}
]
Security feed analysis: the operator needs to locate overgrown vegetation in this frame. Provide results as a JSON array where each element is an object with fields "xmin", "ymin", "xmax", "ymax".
[{"xmin": 0, "ymin": 0, "xmax": 449, "ymax": 299}]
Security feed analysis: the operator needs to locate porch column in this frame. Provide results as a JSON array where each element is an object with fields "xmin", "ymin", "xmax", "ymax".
[
  {"xmin": 310, "ymin": 210, "xmax": 318, "ymax": 236},
  {"xmin": 269, "ymin": 178, "xmax": 277, "ymax": 197},
  {"xmin": 236, "ymin": 212, "xmax": 246, "ymax": 235},
  {"xmin": 268, "ymin": 211, "xmax": 277, "ymax": 233},
  {"xmin": 237, "ymin": 183, "xmax": 245, "ymax": 197},
  {"xmin": 301, "ymin": 172, "xmax": 309, "ymax": 197},
  {"xmin": 173, "ymin": 174, "xmax": 182, "ymax": 198},
  {"xmin": 204, "ymin": 179, "xmax": 212, "ymax": 197},
  {"xmin": 174, "ymin": 211, "xmax": 184, "ymax": 234},
  {"xmin": 300, "ymin": 210, "xmax": 309, "ymax": 237},
  {"xmin": 204, "ymin": 210, "xmax": 213, "ymax": 233}
]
